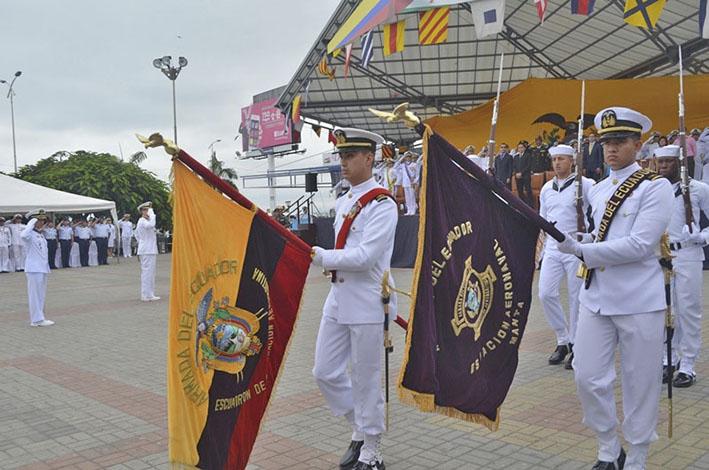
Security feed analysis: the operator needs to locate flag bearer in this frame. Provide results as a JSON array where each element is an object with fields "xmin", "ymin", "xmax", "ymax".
[
  {"xmin": 21, "ymin": 209, "xmax": 54, "ymax": 327},
  {"xmin": 558, "ymin": 107, "xmax": 673, "ymax": 470},
  {"xmin": 311, "ymin": 127, "xmax": 398, "ymax": 470},
  {"xmin": 135, "ymin": 202, "xmax": 160, "ymax": 301}
]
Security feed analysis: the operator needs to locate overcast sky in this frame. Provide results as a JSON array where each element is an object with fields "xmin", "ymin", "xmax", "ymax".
[{"xmin": 0, "ymin": 0, "xmax": 341, "ymax": 210}]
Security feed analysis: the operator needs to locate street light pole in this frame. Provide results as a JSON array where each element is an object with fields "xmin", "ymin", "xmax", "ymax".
[
  {"xmin": 153, "ymin": 56, "xmax": 187, "ymax": 144},
  {"xmin": 1, "ymin": 71, "xmax": 22, "ymax": 173}
]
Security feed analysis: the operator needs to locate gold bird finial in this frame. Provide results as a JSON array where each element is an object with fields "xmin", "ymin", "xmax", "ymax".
[
  {"xmin": 369, "ymin": 102, "xmax": 421, "ymax": 128},
  {"xmin": 135, "ymin": 132, "xmax": 180, "ymax": 157}
]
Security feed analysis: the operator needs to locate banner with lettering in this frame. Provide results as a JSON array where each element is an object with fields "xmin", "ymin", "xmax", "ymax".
[
  {"xmin": 167, "ymin": 160, "xmax": 311, "ymax": 469},
  {"xmin": 398, "ymin": 127, "xmax": 539, "ymax": 430}
]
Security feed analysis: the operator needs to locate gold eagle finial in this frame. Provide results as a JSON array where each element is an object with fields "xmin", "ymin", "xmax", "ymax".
[
  {"xmin": 369, "ymin": 102, "xmax": 421, "ymax": 128},
  {"xmin": 135, "ymin": 132, "xmax": 180, "ymax": 157}
]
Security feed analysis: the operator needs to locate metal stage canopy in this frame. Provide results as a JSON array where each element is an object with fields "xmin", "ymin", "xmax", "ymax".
[{"xmin": 277, "ymin": 0, "xmax": 708, "ymax": 145}]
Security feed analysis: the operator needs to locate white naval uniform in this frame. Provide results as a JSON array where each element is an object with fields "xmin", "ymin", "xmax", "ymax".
[
  {"xmin": 665, "ymin": 180, "xmax": 709, "ymax": 376},
  {"xmin": 9, "ymin": 222, "xmax": 26, "ymax": 271},
  {"xmin": 119, "ymin": 220, "xmax": 134, "ymax": 257},
  {"xmin": 312, "ymin": 177, "xmax": 398, "ymax": 442},
  {"xmin": 394, "ymin": 160, "xmax": 418, "ymax": 215},
  {"xmin": 135, "ymin": 209, "xmax": 158, "ymax": 300},
  {"xmin": 21, "ymin": 219, "xmax": 50, "ymax": 324},
  {"xmin": 575, "ymin": 162, "xmax": 672, "ymax": 469},
  {"xmin": 538, "ymin": 174, "xmax": 592, "ymax": 346},
  {"xmin": 0, "ymin": 225, "xmax": 11, "ymax": 272},
  {"xmin": 107, "ymin": 224, "xmax": 116, "ymax": 248}
]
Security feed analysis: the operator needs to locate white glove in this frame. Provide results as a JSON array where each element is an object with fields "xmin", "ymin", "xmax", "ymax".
[
  {"xmin": 574, "ymin": 232, "xmax": 594, "ymax": 244},
  {"xmin": 557, "ymin": 233, "xmax": 582, "ymax": 257},
  {"xmin": 311, "ymin": 246, "xmax": 325, "ymax": 266},
  {"xmin": 681, "ymin": 224, "xmax": 706, "ymax": 246}
]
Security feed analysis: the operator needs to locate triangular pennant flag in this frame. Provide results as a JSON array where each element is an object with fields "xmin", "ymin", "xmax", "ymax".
[
  {"xmin": 343, "ymin": 43, "xmax": 354, "ymax": 78},
  {"xmin": 291, "ymin": 95, "xmax": 302, "ymax": 125},
  {"xmin": 327, "ymin": 0, "xmax": 414, "ymax": 53},
  {"xmin": 312, "ymin": 125, "xmax": 322, "ymax": 138},
  {"xmin": 623, "ymin": 0, "xmax": 666, "ymax": 30},
  {"xmin": 318, "ymin": 55, "xmax": 336, "ymax": 80},
  {"xmin": 470, "ymin": 0, "xmax": 505, "ymax": 39},
  {"xmin": 570, "ymin": 0, "xmax": 595, "ymax": 15},
  {"xmin": 383, "ymin": 19, "xmax": 406, "ymax": 56},
  {"xmin": 534, "ymin": 0, "xmax": 548, "ymax": 23},
  {"xmin": 404, "ymin": 0, "xmax": 472, "ymax": 12},
  {"xmin": 699, "ymin": 0, "xmax": 708, "ymax": 38},
  {"xmin": 418, "ymin": 7, "xmax": 450, "ymax": 45}
]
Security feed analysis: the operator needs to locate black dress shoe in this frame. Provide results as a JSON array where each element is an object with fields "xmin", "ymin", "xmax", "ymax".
[
  {"xmin": 353, "ymin": 460, "xmax": 385, "ymax": 470},
  {"xmin": 548, "ymin": 344, "xmax": 570, "ymax": 365},
  {"xmin": 662, "ymin": 361, "xmax": 679, "ymax": 384},
  {"xmin": 565, "ymin": 352, "xmax": 574, "ymax": 370},
  {"xmin": 673, "ymin": 371, "xmax": 696, "ymax": 388},
  {"xmin": 340, "ymin": 440, "xmax": 364, "ymax": 469},
  {"xmin": 591, "ymin": 447, "xmax": 626, "ymax": 470}
]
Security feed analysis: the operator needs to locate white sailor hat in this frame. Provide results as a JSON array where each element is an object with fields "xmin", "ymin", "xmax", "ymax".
[
  {"xmin": 332, "ymin": 127, "xmax": 385, "ymax": 155},
  {"xmin": 137, "ymin": 201, "xmax": 152, "ymax": 211},
  {"xmin": 654, "ymin": 145, "xmax": 680, "ymax": 158},
  {"xmin": 548, "ymin": 144, "xmax": 575, "ymax": 157},
  {"xmin": 594, "ymin": 107, "xmax": 652, "ymax": 142}
]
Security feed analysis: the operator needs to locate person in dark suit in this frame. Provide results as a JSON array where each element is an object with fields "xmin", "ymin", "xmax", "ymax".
[
  {"xmin": 513, "ymin": 141, "xmax": 534, "ymax": 207},
  {"xmin": 493, "ymin": 143, "xmax": 513, "ymax": 189},
  {"xmin": 583, "ymin": 132, "xmax": 604, "ymax": 181}
]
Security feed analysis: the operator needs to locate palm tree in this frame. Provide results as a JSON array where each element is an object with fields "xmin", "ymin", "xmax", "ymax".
[
  {"xmin": 209, "ymin": 151, "xmax": 238, "ymax": 188},
  {"xmin": 129, "ymin": 151, "xmax": 148, "ymax": 166}
]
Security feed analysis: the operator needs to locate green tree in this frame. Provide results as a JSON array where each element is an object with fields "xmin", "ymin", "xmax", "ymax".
[
  {"xmin": 208, "ymin": 151, "xmax": 238, "ymax": 188},
  {"xmin": 14, "ymin": 151, "xmax": 172, "ymax": 230}
]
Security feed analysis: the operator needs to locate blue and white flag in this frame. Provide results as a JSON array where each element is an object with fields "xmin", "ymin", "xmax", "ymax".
[
  {"xmin": 470, "ymin": 0, "xmax": 506, "ymax": 39},
  {"xmin": 360, "ymin": 30, "xmax": 375, "ymax": 68},
  {"xmin": 701, "ymin": 0, "xmax": 709, "ymax": 39}
]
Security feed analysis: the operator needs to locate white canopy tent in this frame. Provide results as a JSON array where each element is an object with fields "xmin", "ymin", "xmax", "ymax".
[{"xmin": 0, "ymin": 173, "xmax": 122, "ymax": 261}]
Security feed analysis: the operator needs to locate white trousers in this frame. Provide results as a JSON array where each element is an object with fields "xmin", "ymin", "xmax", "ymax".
[
  {"xmin": 12, "ymin": 244, "xmax": 25, "ymax": 271},
  {"xmin": 313, "ymin": 316, "xmax": 385, "ymax": 436},
  {"xmin": 403, "ymin": 187, "xmax": 417, "ymax": 215},
  {"xmin": 574, "ymin": 306, "xmax": 664, "ymax": 469},
  {"xmin": 26, "ymin": 272, "xmax": 48, "ymax": 324},
  {"xmin": 538, "ymin": 250, "xmax": 581, "ymax": 345},
  {"xmin": 140, "ymin": 254, "xmax": 156, "ymax": 299},
  {"xmin": 122, "ymin": 237, "xmax": 132, "ymax": 257},
  {"xmin": 0, "ymin": 246, "xmax": 10, "ymax": 272},
  {"xmin": 666, "ymin": 259, "xmax": 703, "ymax": 374}
]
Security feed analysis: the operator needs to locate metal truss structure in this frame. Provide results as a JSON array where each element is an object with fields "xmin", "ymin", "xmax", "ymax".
[{"xmin": 277, "ymin": 0, "xmax": 709, "ymax": 145}]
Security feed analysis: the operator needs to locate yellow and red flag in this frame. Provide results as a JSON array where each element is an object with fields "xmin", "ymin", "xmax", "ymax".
[
  {"xmin": 167, "ymin": 150, "xmax": 311, "ymax": 469},
  {"xmin": 291, "ymin": 94, "xmax": 302, "ymax": 124},
  {"xmin": 318, "ymin": 55, "xmax": 336, "ymax": 80},
  {"xmin": 418, "ymin": 7, "xmax": 450, "ymax": 45},
  {"xmin": 383, "ymin": 20, "xmax": 406, "ymax": 56}
]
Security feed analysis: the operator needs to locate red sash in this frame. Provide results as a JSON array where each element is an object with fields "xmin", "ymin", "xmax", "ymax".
[{"xmin": 331, "ymin": 188, "xmax": 395, "ymax": 281}]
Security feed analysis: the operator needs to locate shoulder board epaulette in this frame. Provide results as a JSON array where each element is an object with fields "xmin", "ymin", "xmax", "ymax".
[
  {"xmin": 375, "ymin": 194, "xmax": 391, "ymax": 202},
  {"xmin": 648, "ymin": 172, "xmax": 662, "ymax": 181}
]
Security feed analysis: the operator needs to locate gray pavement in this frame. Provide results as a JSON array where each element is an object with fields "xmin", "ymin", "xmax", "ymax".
[{"xmin": 0, "ymin": 254, "xmax": 707, "ymax": 469}]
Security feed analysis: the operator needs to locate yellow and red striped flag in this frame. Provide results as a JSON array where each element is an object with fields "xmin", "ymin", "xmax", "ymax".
[
  {"xmin": 383, "ymin": 20, "xmax": 406, "ymax": 56},
  {"xmin": 418, "ymin": 7, "xmax": 449, "ymax": 45},
  {"xmin": 318, "ymin": 55, "xmax": 336, "ymax": 80}
]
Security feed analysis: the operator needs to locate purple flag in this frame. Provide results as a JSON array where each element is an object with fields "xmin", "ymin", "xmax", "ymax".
[{"xmin": 399, "ymin": 128, "xmax": 540, "ymax": 430}]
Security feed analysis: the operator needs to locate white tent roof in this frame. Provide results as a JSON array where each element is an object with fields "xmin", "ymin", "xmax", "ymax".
[{"xmin": 0, "ymin": 173, "xmax": 116, "ymax": 215}]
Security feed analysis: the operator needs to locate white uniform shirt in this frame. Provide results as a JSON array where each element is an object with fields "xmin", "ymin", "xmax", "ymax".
[
  {"xmin": 579, "ymin": 162, "xmax": 673, "ymax": 316},
  {"xmin": 43, "ymin": 228, "xmax": 57, "ymax": 241},
  {"xmin": 21, "ymin": 219, "xmax": 49, "ymax": 274},
  {"xmin": 75, "ymin": 226, "xmax": 92, "ymax": 240},
  {"xmin": 93, "ymin": 223, "xmax": 109, "ymax": 238},
  {"xmin": 119, "ymin": 220, "xmax": 134, "ymax": 238},
  {"xmin": 467, "ymin": 154, "xmax": 488, "ymax": 170},
  {"xmin": 9, "ymin": 223, "xmax": 25, "ymax": 246},
  {"xmin": 539, "ymin": 174, "xmax": 593, "ymax": 253},
  {"xmin": 58, "ymin": 225, "xmax": 73, "ymax": 240},
  {"xmin": 135, "ymin": 209, "xmax": 158, "ymax": 255},
  {"xmin": 320, "ymin": 177, "xmax": 398, "ymax": 324},
  {"xmin": 667, "ymin": 179, "xmax": 709, "ymax": 261},
  {"xmin": 394, "ymin": 160, "xmax": 415, "ymax": 188},
  {"xmin": 0, "ymin": 225, "xmax": 11, "ymax": 247}
]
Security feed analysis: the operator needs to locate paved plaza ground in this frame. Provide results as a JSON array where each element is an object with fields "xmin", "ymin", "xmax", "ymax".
[{"xmin": 1, "ymin": 254, "xmax": 708, "ymax": 469}]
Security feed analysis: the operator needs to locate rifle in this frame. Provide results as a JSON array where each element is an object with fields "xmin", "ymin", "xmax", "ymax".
[
  {"xmin": 487, "ymin": 53, "xmax": 504, "ymax": 173},
  {"xmin": 381, "ymin": 271, "xmax": 394, "ymax": 429},
  {"xmin": 678, "ymin": 45, "xmax": 694, "ymax": 231},
  {"xmin": 659, "ymin": 233, "xmax": 674, "ymax": 438},
  {"xmin": 576, "ymin": 81, "xmax": 587, "ymax": 241}
]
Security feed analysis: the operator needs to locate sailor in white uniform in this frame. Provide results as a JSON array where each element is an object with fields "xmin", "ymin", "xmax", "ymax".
[
  {"xmin": 119, "ymin": 214, "xmax": 134, "ymax": 257},
  {"xmin": 21, "ymin": 209, "xmax": 54, "ymax": 327},
  {"xmin": 0, "ymin": 217, "xmax": 12, "ymax": 273},
  {"xmin": 311, "ymin": 127, "xmax": 398, "ymax": 470},
  {"xmin": 559, "ymin": 107, "xmax": 673, "ymax": 470},
  {"xmin": 9, "ymin": 214, "xmax": 26, "ymax": 272},
  {"xmin": 394, "ymin": 151, "xmax": 418, "ymax": 215},
  {"xmin": 134, "ymin": 202, "xmax": 160, "ymax": 301},
  {"xmin": 655, "ymin": 144, "xmax": 709, "ymax": 388},
  {"xmin": 538, "ymin": 144, "xmax": 593, "ymax": 369}
]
